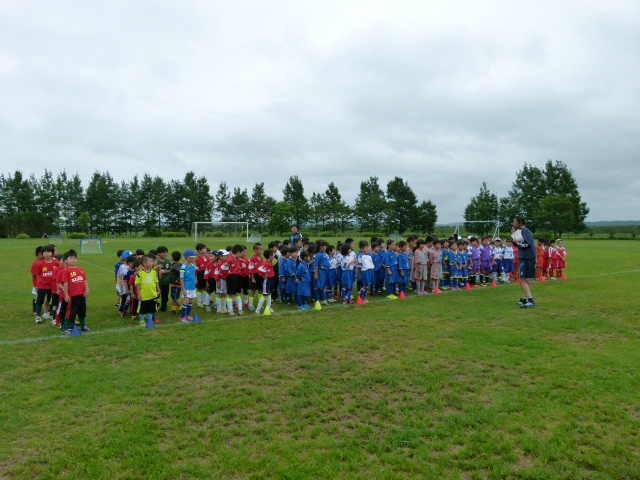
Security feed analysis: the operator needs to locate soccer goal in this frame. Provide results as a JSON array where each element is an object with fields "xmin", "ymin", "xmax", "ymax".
[
  {"xmin": 48, "ymin": 234, "xmax": 64, "ymax": 244},
  {"xmin": 248, "ymin": 233, "xmax": 263, "ymax": 242},
  {"xmin": 454, "ymin": 220, "xmax": 502, "ymax": 239},
  {"xmin": 192, "ymin": 222, "xmax": 249, "ymax": 243},
  {"xmin": 80, "ymin": 237, "xmax": 103, "ymax": 254}
]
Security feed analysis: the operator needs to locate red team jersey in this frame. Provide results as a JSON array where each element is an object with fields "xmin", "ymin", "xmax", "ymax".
[
  {"xmin": 226, "ymin": 255, "xmax": 240, "ymax": 276},
  {"xmin": 35, "ymin": 259, "xmax": 60, "ymax": 290},
  {"xmin": 55, "ymin": 266, "xmax": 67, "ymax": 301},
  {"xmin": 249, "ymin": 254, "xmax": 262, "ymax": 278},
  {"xmin": 257, "ymin": 259, "xmax": 275, "ymax": 278},
  {"xmin": 238, "ymin": 257, "xmax": 250, "ymax": 277},
  {"xmin": 31, "ymin": 260, "xmax": 40, "ymax": 287},
  {"xmin": 196, "ymin": 255, "xmax": 209, "ymax": 273},
  {"xmin": 60, "ymin": 267, "xmax": 88, "ymax": 297}
]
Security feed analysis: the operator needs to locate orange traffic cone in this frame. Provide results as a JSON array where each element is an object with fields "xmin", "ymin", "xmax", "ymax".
[
  {"xmin": 517, "ymin": 278, "xmax": 521, "ymax": 285},
  {"xmin": 356, "ymin": 296, "xmax": 364, "ymax": 305},
  {"xmin": 434, "ymin": 287, "xmax": 441, "ymax": 295},
  {"xmin": 562, "ymin": 274, "xmax": 567, "ymax": 280},
  {"xmin": 465, "ymin": 283, "xmax": 471, "ymax": 291},
  {"xmin": 491, "ymin": 280, "xmax": 497, "ymax": 288},
  {"xmin": 540, "ymin": 276, "xmax": 547, "ymax": 283},
  {"xmin": 399, "ymin": 291, "xmax": 406, "ymax": 299}
]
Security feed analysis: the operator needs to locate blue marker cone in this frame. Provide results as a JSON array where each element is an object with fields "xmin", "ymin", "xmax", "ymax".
[
  {"xmin": 71, "ymin": 325, "xmax": 82, "ymax": 337},
  {"xmin": 193, "ymin": 313, "xmax": 201, "ymax": 324},
  {"xmin": 146, "ymin": 317, "xmax": 155, "ymax": 329}
]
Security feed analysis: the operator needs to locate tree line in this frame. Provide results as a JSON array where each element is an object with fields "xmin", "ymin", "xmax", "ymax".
[
  {"xmin": 464, "ymin": 160, "xmax": 589, "ymax": 237},
  {"xmin": 0, "ymin": 171, "xmax": 438, "ymax": 237},
  {"xmin": 0, "ymin": 160, "xmax": 588, "ymax": 238}
]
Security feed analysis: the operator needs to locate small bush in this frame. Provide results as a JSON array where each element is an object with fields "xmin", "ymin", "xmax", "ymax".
[
  {"xmin": 17, "ymin": 233, "xmax": 30, "ymax": 239},
  {"xmin": 360, "ymin": 232, "xmax": 385, "ymax": 239},
  {"xmin": 67, "ymin": 232, "xmax": 89, "ymax": 239},
  {"xmin": 163, "ymin": 231, "xmax": 189, "ymax": 238}
]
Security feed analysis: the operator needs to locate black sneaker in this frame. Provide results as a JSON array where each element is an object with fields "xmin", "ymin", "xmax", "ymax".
[
  {"xmin": 520, "ymin": 299, "xmax": 537, "ymax": 309},
  {"xmin": 517, "ymin": 298, "xmax": 526, "ymax": 305}
]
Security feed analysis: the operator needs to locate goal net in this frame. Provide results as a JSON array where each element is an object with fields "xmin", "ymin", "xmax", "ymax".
[
  {"xmin": 80, "ymin": 237, "xmax": 103, "ymax": 254},
  {"xmin": 192, "ymin": 222, "xmax": 249, "ymax": 242},
  {"xmin": 49, "ymin": 234, "xmax": 64, "ymax": 244}
]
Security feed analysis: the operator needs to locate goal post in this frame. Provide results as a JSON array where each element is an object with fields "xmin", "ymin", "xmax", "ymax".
[
  {"xmin": 80, "ymin": 237, "xmax": 103, "ymax": 254},
  {"xmin": 454, "ymin": 220, "xmax": 502, "ymax": 238},
  {"xmin": 192, "ymin": 222, "xmax": 249, "ymax": 243}
]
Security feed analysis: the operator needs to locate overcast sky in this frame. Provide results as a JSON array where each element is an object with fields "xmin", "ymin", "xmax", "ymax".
[{"xmin": 1, "ymin": 1, "xmax": 638, "ymax": 222}]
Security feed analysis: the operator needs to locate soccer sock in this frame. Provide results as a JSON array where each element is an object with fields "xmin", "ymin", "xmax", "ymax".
[
  {"xmin": 181, "ymin": 305, "xmax": 187, "ymax": 318},
  {"xmin": 266, "ymin": 297, "xmax": 272, "ymax": 309},
  {"xmin": 342, "ymin": 288, "xmax": 348, "ymax": 302},
  {"xmin": 257, "ymin": 294, "xmax": 264, "ymax": 312},
  {"xmin": 35, "ymin": 303, "xmax": 42, "ymax": 316},
  {"xmin": 186, "ymin": 304, "xmax": 192, "ymax": 317},
  {"xmin": 297, "ymin": 295, "xmax": 303, "ymax": 307},
  {"xmin": 227, "ymin": 298, "xmax": 233, "ymax": 312},
  {"xmin": 348, "ymin": 290, "xmax": 353, "ymax": 302},
  {"xmin": 236, "ymin": 296, "xmax": 243, "ymax": 312},
  {"xmin": 205, "ymin": 294, "xmax": 211, "ymax": 306}
]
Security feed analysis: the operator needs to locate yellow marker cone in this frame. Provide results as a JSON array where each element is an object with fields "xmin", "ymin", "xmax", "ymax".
[
  {"xmin": 314, "ymin": 300, "xmax": 322, "ymax": 311},
  {"xmin": 263, "ymin": 307, "xmax": 272, "ymax": 316}
]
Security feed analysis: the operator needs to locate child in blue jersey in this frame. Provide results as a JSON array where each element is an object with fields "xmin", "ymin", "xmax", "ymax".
[
  {"xmin": 278, "ymin": 246, "xmax": 289, "ymax": 303},
  {"xmin": 357, "ymin": 241, "xmax": 375, "ymax": 303},
  {"xmin": 296, "ymin": 251, "xmax": 312, "ymax": 310},
  {"xmin": 375, "ymin": 239, "xmax": 387, "ymax": 294},
  {"xmin": 385, "ymin": 240, "xmax": 399, "ymax": 299},
  {"xmin": 449, "ymin": 241, "xmax": 461, "ymax": 290},
  {"xmin": 340, "ymin": 244, "xmax": 357, "ymax": 304},
  {"xmin": 180, "ymin": 249, "xmax": 198, "ymax": 321},
  {"xmin": 459, "ymin": 241, "xmax": 470, "ymax": 288},
  {"xmin": 370, "ymin": 241, "xmax": 381, "ymax": 295},
  {"xmin": 285, "ymin": 248, "xmax": 298, "ymax": 304},
  {"xmin": 441, "ymin": 239, "xmax": 451, "ymax": 290},
  {"xmin": 397, "ymin": 241, "xmax": 411, "ymax": 297},
  {"xmin": 327, "ymin": 245, "xmax": 338, "ymax": 302}
]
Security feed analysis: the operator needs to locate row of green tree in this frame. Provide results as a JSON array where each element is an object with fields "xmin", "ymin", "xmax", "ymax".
[
  {"xmin": 0, "ymin": 160, "xmax": 588, "ymax": 238},
  {"xmin": 464, "ymin": 160, "xmax": 590, "ymax": 236},
  {"xmin": 0, "ymin": 170, "xmax": 438, "ymax": 236}
]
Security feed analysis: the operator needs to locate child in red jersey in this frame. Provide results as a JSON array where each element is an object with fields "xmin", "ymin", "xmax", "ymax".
[
  {"xmin": 535, "ymin": 239, "xmax": 545, "ymax": 280},
  {"xmin": 195, "ymin": 243, "xmax": 210, "ymax": 309},
  {"xmin": 248, "ymin": 243, "xmax": 264, "ymax": 311},
  {"xmin": 238, "ymin": 246, "xmax": 251, "ymax": 309},
  {"xmin": 31, "ymin": 246, "xmax": 43, "ymax": 316},
  {"xmin": 204, "ymin": 250, "xmax": 218, "ymax": 312},
  {"xmin": 225, "ymin": 244, "xmax": 244, "ymax": 316},
  {"xmin": 255, "ymin": 249, "xmax": 276, "ymax": 314},
  {"xmin": 54, "ymin": 253, "xmax": 69, "ymax": 329},
  {"xmin": 34, "ymin": 245, "xmax": 59, "ymax": 324},
  {"xmin": 60, "ymin": 250, "xmax": 90, "ymax": 334},
  {"xmin": 556, "ymin": 239, "xmax": 567, "ymax": 278}
]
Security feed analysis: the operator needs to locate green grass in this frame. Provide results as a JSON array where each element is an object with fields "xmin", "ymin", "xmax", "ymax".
[{"xmin": 1, "ymin": 238, "xmax": 639, "ymax": 479}]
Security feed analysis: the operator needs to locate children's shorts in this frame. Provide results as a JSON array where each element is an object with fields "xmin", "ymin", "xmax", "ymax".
[
  {"xmin": 262, "ymin": 277, "xmax": 275, "ymax": 296},
  {"xmin": 361, "ymin": 269, "xmax": 374, "ymax": 286},
  {"xmin": 227, "ymin": 275, "xmax": 241, "ymax": 296},
  {"xmin": 138, "ymin": 299, "xmax": 157, "ymax": 315},
  {"xmin": 184, "ymin": 289, "xmax": 197, "ymax": 299},
  {"xmin": 171, "ymin": 286, "xmax": 182, "ymax": 301},
  {"xmin": 218, "ymin": 279, "xmax": 227, "ymax": 294},
  {"xmin": 196, "ymin": 271, "xmax": 206, "ymax": 290}
]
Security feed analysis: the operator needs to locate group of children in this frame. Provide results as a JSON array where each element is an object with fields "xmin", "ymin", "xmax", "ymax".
[
  {"xmin": 30, "ymin": 231, "xmax": 569, "ymax": 329},
  {"xmin": 536, "ymin": 238, "xmax": 568, "ymax": 280},
  {"xmin": 30, "ymin": 244, "xmax": 90, "ymax": 334}
]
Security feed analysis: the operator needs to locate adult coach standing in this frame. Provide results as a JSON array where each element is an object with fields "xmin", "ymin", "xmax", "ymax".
[{"xmin": 512, "ymin": 216, "xmax": 537, "ymax": 308}]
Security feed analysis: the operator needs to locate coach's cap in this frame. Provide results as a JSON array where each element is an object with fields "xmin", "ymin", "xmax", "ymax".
[
  {"xmin": 495, "ymin": 237, "xmax": 502, "ymax": 242},
  {"xmin": 184, "ymin": 249, "xmax": 198, "ymax": 258},
  {"xmin": 217, "ymin": 249, "xmax": 229, "ymax": 256},
  {"xmin": 121, "ymin": 250, "xmax": 134, "ymax": 259}
]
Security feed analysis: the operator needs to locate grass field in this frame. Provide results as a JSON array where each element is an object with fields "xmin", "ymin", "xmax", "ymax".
[{"xmin": 1, "ymin": 238, "xmax": 639, "ymax": 479}]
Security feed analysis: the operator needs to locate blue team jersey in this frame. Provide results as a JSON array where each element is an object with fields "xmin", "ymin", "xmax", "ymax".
[
  {"xmin": 378, "ymin": 249, "xmax": 388, "ymax": 267},
  {"xmin": 371, "ymin": 251, "xmax": 380, "ymax": 271},
  {"xmin": 180, "ymin": 263, "xmax": 197, "ymax": 290},
  {"xmin": 397, "ymin": 252, "xmax": 410, "ymax": 271},
  {"xmin": 386, "ymin": 251, "xmax": 398, "ymax": 267},
  {"xmin": 315, "ymin": 251, "xmax": 330, "ymax": 270}
]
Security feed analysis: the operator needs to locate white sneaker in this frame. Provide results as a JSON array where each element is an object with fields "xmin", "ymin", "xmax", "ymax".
[
  {"xmin": 51, "ymin": 318, "xmax": 57, "ymax": 326},
  {"xmin": 35, "ymin": 316, "xmax": 42, "ymax": 324},
  {"xmin": 42, "ymin": 313, "xmax": 51, "ymax": 320},
  {"xmin": 237, "ymin": 310, "xmax": 244, "ymax": 315},
  {"xmin": 228, "ymin": 310, "xmax": 236, "ymax": 316}
]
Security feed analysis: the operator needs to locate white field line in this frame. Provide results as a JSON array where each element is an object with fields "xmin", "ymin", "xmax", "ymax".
[
  {"xmin": 78, "ymin": 259, "xmax": 114, "ymax": 274},
  {"xmin": 4, "ymin": 268, "xmax": 639, "ymax": 346}
]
